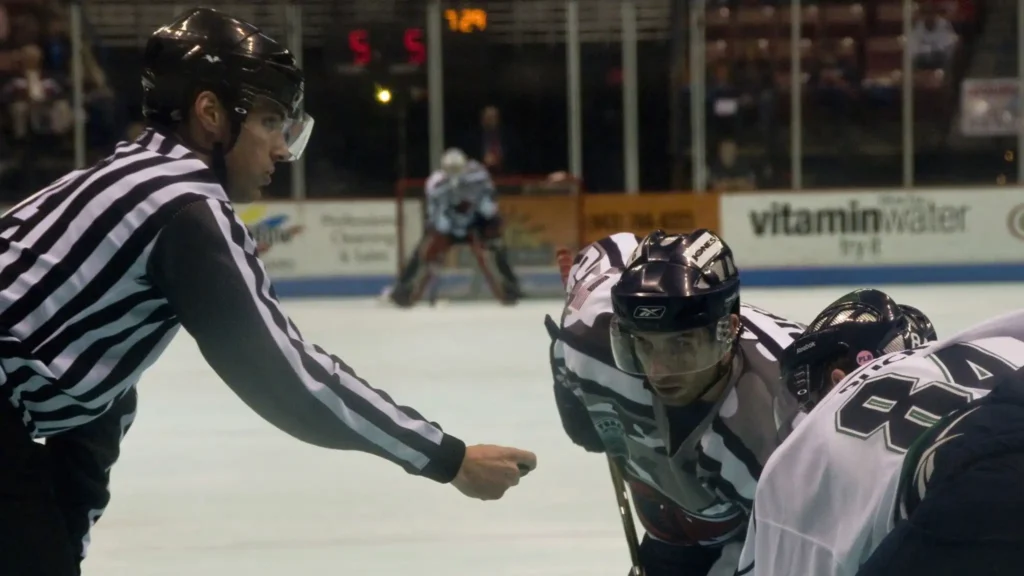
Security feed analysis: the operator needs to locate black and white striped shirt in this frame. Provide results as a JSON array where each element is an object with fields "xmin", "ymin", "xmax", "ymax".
[{"xmin": 0, "ymin": 128, "xmax": 465, "ymax": 560}]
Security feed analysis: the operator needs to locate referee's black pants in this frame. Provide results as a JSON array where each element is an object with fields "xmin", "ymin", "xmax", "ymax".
[{"xmin": 0, "ymin": 395, "xmax": 79, "ymax": 575}]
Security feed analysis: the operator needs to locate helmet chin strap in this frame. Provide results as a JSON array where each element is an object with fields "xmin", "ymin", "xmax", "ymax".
[{"xmin": 175, "ymin": 117, "xmax": 244, "ymax": 189}]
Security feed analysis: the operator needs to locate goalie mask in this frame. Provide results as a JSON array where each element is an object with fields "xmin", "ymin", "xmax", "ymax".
[
  {"xmin": 610, "ymin": 230, "xmax": 741, "ymax": 405},
  {"xmin": 440, "ymin": 148, "xmax": 469, "ymax": 180},
  {"xmin": 781, "ymin": 289, "xmax": 937, "ymax": 410}
]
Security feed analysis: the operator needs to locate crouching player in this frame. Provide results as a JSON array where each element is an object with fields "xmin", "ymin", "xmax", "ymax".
[
  {"xmin": 546, "ymin": 230, "xmax": 806, "ymax": 576},
  {"xmin": 389, "ymin": 148, "xmax": 521, "ymax": 306},
  {"xmin": 738, "ymin": 289, "xmax": 1024, "ymax": 576}
]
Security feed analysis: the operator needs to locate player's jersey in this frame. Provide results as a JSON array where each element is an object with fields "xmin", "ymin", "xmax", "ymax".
[
  {"xmin": 736, "ymin": 311, "xmax": 1024, "ymax": 576},
  {"xmin": 424, "ymin": 160, "xmax": 496, "ymax": 238},
  {"xmin": 555, "ymin": 233, "xmax": 805, "ymax": 549}
]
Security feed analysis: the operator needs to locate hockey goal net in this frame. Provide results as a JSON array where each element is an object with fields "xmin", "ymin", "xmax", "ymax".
[{"xmin": 395, "ymin": 173, "xmax": 584, "ymax": 301}]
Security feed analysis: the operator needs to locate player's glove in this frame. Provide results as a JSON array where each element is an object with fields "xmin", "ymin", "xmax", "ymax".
[{"xmin": 547, "ymin": 315, "xmax": 605, "ymax": 454}]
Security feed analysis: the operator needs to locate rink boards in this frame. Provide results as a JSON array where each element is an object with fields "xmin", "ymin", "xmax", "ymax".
[{"xmin": 227, "ymin": 186, "xmax": 1024, "ymax": 298}]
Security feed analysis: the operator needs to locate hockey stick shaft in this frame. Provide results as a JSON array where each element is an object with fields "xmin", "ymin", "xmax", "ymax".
[
  {"xmin": 607, "ymin": 456, "xmax": 645, "ymax": 576},
  {"xmin": 554, "ymin": 247, "xmax": 642, "ymax": 574}
]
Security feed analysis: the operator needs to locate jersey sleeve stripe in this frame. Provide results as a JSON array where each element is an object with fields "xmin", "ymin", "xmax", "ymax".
[
  {"xmin": 740, "ymin": 316, "xmax": 789, "ymax": 360},
  {"xmin": 698, "ymin": 417, "xmax": 761, "ymax": 507},
  {"xmin": 595, "ymin": 235, "xmax": 628, "ymax": 268},
  {"xmin": 210, "ymin": 201, "xmax": 445, "ymax": 468}
]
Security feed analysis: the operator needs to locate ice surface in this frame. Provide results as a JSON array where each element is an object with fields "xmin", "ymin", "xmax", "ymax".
[{"xmin": 85, "ymin": 284, "xmax": 1024, "ymax": 575}]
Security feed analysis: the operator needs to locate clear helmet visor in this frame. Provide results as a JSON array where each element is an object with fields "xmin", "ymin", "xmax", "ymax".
[
  {"xmin": 280, "ymin": 112, "xmax": 314, "ymax": 162},
  {"xmin": 611, "ymin": 316, "xmax": 736, "ymax": 377},
  {"xmin": 241, "ymin": 95, "xmax": 315, "ymax": 163},
  {"xmin": 610, "ymin": 316, "xmax": 736, "ymax": 401}
]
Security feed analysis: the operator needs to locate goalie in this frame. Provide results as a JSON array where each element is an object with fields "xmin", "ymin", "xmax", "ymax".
[{"xmin": 389, "ymin": 148, "xmax": 522, "ymax": 307}]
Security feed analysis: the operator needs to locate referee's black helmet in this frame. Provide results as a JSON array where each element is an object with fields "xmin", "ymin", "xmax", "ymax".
[{"xmin": 141, "ymin": 7, "xmax": 312, "ymax": 161}]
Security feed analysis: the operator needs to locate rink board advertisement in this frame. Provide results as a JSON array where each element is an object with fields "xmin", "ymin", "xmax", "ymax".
[
  {"xmin": 581, "ymin": 193, "xmax": 721, "ymax": 245},
  {"xmin": 720, "ymin": 188, "xmax": 1024, "ymax": 284},
  {"xmin": 236, "ymin": 200, "xmax": 421, "ymax": 284}
]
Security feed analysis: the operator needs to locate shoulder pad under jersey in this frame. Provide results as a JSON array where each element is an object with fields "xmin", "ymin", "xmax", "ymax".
[{"xmin": 565, "ymin": 232, "xmax": 640, "ymax": 294}]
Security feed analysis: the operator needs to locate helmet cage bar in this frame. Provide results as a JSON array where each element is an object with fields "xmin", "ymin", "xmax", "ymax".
[{"xmin": 781, "ymin": 317, "xmax": 910, "ymax": 407}]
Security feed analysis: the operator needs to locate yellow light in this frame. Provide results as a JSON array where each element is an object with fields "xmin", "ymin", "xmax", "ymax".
[{"xmin": 376, "ymin": 87, "xmax": 392, "ymax": 104}]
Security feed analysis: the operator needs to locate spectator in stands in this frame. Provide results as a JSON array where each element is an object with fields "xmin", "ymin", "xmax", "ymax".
[
  {"xmin": 39, "ymin": 6, "xmax": 121, "ymax": 155},
  {"xmin": 735, "ymin": 51, "xmax": 777, "ymax": 149},
  {"xmin": 8, "ymin": 5, "xmax": 42, "ymax": 49},
  {"xmin": 461, "ymin": 105, "xmax": 519, "ymax": 175},
  {"xmin": 707, "ymin": 138, "xmax": 757, "ymax": 192},
  {"xmin": 811, "ymin": 44, "xmax": 859, "ymax": 134},
  {"xmin": 707, "ymin": 60, "xmax": 741, "ymax": 147},
  {"xmin": 924, "ymin": 0, "xmax": 975, "ymax": 23},
  {"xmin": 4, "ymin": 43, "xmax": 70, "ymax": 139},
  {"xmin": 910, "ymin": 4, "xmax": 958, "ymax": 70},
  {"xmin": 0, "ymin": 3, "xmax": 8, "ymax": 48},
  {"xmin": 3, "ymin": 43, "xmax": 72, "ymax": 193}
]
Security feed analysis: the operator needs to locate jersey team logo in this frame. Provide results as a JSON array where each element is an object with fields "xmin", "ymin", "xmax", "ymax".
[
  {"xmin": 633, "ymin": 305, "xmax": 666, "ymax": 319},
  {"xmin": 593, "ymin": 414, "xmax": 628, "ymax": 457}
]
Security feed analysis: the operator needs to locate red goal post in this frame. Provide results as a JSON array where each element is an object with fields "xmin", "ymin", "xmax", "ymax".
[{"xmin": 394, "ymin": 173, "xmax": 585, "ymax": 300}]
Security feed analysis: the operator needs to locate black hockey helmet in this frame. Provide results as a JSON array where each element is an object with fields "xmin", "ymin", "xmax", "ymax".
[
  {"xmin": 898, "ymin": 303, "xmax": 937, "ymax": 341},
  {"xmin": 141, "ymin": 7, "xmax": 312, "ymax": 161},
  {"xmin": 609, "ymin": 229, "xmax": 741, "ymax": 402},
  {"xmin": 781, "ymin": 289, "xmax": 937, "ymax": 410}
]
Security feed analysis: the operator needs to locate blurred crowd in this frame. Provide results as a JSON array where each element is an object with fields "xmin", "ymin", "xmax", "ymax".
[
  {"xmin": 0, "ymin": 0, "xmax": 123, "ymax": 201},
  {"xmin": 0, "ymin": 0, "xmax": 998, "ymax": 203},
  {"xmin": 699, "ymin": 0, "xmax": 979, "ymax": 192}
]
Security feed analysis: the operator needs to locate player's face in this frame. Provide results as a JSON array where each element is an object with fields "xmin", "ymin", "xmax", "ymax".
[
  {"xmin": 226, "ymin": 97, "xmax": 293, "ymax": 202},
  {"xmin": 632, "ymin": 314, "xmax": 741, "ymax": 405}
]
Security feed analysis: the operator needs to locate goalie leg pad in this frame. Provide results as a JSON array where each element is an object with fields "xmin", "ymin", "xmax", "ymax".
[
  {"xmin": 390, "ymin": 232, "xmax": 452, "ymax": 307},
  {"xmin": 467, "ymin": 217, "xmax": 521, "ymax": 304},
  {"xmin": 468, "ymin": 234, "xmax": 521, "ymax": 305}
]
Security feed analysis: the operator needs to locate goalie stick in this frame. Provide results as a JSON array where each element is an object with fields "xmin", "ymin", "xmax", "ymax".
[{"xmin": 554, "ymin": 248, "xmax": 644, "ymax": 575}]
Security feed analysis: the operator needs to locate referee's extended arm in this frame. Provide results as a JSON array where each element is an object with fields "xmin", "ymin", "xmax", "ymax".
[{"xmin": 147, "ymin": 199, "xmax": 467, "ymax": 482}]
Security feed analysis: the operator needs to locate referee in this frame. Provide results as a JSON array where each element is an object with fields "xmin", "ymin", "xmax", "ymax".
[{"xmin": 0, "ymin": 8, "xmax": 536, "ymax": 575}]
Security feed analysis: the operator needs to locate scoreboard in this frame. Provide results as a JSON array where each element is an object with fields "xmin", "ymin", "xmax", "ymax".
[{"xmin": 334, "ymin": 8, "xmax": 490, "ymax": 76}]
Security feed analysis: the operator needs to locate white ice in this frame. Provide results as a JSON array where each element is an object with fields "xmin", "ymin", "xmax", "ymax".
[{"xmin": 86, "ymin": 284, "xmax": 1024, "ymax": 576}]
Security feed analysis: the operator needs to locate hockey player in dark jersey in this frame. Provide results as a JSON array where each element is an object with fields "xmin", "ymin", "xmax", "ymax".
[
  {"xmin": 740, "ymin": 289, "xmax": 1024, "ymax": 576},
  {"xmin": 547, "ymin": 229, "xmax": 806, "ymax": 576},
  {"xmin": 389, "ymin": 148, "xmax": 521, "ymax": 307}
]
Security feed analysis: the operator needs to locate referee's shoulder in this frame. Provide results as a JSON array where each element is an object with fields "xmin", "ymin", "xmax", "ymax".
[{"xmin": 130, "ymin": 127, "xmax": 229, "ymax": 203}]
